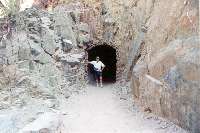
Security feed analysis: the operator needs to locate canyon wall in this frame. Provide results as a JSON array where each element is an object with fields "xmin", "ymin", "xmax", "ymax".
[
  {"xmin": 0, "ymin": 4, "xmax": 88, "ymax": 132},
  {"xmin": 99, "ymin": 0, "xmax": 199, "ymax": 132},
  {"xmin": 54, "ymin": 1, "xmax": 199, "ymax": 131}
]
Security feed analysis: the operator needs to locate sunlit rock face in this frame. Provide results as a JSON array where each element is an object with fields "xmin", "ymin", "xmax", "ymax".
[
  {"xmin": 0, "ymin": 4, "xmax": 86, "ymax": 132},
  {"xmin": 1, "ymin": 0, "xmax": 34, "ymax": 11},
  {"xmin": 20, "ymin": 0, "xmax": 35, "ymax": 11},
  {"xmin": 11, "ymin": 0, "xmax": 60, "ymax": 11},
  {"xmin": 78, "ymin": 0, "xmax": 199, "ymax": 132},
  {"xmin": 109, "ymin": 0, "xmax": 199, "ymax": 132},
  {"xmin": 33, "ymin": 0, "xmax": 60, "ymax": 9}
]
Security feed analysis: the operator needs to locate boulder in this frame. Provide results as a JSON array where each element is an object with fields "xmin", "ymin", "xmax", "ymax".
[
  {"xmin": 164, "ymin": 66, "xmax": 180, "ymax": 90},
  {"xmin": 132, "ymin": 36, "xmax": 200, "ymax": 131},
  {"xmin": 29, "ymin": 41, "xmax": 43, "ymax": 57},
  {"xmin": 78, "ymin": 22, "xmax": 90, "ymax": 33},
  {"xmin": 53, "ymin": 6, "xmax": 77, "ymax": 46},
  {"xmin": 61, "ymin": 38, "xmax": 73, "ymax": 53},
  {"xmin": 18, "ymin": 112, "xmax": 63, "ymax": 133},
  {"xmin": 177, "ymin": 48, "xmax": 200, "ymax": 81},
  {"xmin": 34, "ymin": 51, "xmax": 54, "ymax": 64},
  {"xmin": 78, "ymin": 34, "xmax": 91, "ymax": 45},
  {"xmin": 41, "ymin": 17, "xmax": 52, "ymax": 28},
  {"xmin": 41, "ymin": 33, "xmax": 58, "ymax": 55},
  {"xmin": 0, "ymin": 114, "xmax": 19, "ymax": 133},
  {"xmin": 61, "ymin": 53, "xmax": 84, "ymax": 67}
]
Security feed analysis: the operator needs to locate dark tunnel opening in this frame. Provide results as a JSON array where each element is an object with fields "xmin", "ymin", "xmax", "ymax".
[{"xmin": 87, "ymin": 45, "xmax": 117, "ymax": 84}]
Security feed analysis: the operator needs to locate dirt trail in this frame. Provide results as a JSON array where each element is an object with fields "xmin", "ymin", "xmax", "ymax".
[{"xmin": 60, "ymin": 84, "xmax": 187, "ymax": 133}]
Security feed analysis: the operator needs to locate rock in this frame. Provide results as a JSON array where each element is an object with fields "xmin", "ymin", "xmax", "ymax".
[
  {"xmin": 77, "ymin": 22, "xmax": 91, "ymax": 47},
  {"xmin": 62, "ymin": 39, "xmax": 72, "ymax": 45},
  {"xmin": 61, "ymin": 38, "xmax": 73, "ymax": 53},
  {"xmin": 34, "ymin": 51, "xmax": 54, "ymax": 64},
  {"xmin": 64, "ymin": 90, "xmax": 71, "ymax": 99},
  {"xmin": 18, "ymin": 112, "xmax": 63, "ymax": 133},
  {"xmin": 30, "ymin": 43, "xmax": 43, "ymax": 57},
  {"xmin": 78, "ymin": 22, "xmax": 90, "ymax": 33},
  {"xmin": 20, "ymin": 0, "xmax": 35, "ymax": 11},
  {"xmin": 0, "ymin": 55, "xmax": 6, "ymax": 66},
  {"xmin": 61, "ymin": 53, "xmax": 84, "ymax": 67},
  {"xmin": 132, "ymin": 36, "xmax": 200, "ymax": 132},
  {"xmin": 2, "ymin": 65, "xmax": 17, "ymax": 84},
  {"xmin": 164, "ymin": 66, "xmax": 180, "ymax": 90},
  {"xmin": 78, "ymin": 34, "xmax": 91, "ymax": 45},
  {"xmin": 77, "ymin": 22, "xmax": 92, "ymax": 47},
  {"xmin": 104, "ymin": 15, "xmax": 115, "ymax": 25},
  {"xmin": 41, "ymin": 17, "xmax": 52, "ymax": 28},
  {"xmin": 41, "ymin": 33, "xmax": 58, "ymax": 55},
  {"xmin": 177, "ymin": 48, "xmax": 200, "ymax": 81},
  {"xmin": 0, "ymin": 114, "xmax": 19, "ymax": 133},
  {"xmin": 17, "ymin": 60, "xmax": 31, "ymax": 70},
  {"xmin": 44, "ymin": 99, "xmax": 58, "ymax": 108},
  {"xmin": 16, "ymin": 76, "xmax": 32, "ymax": 86},
  {"xmin": 28, "ymin": 34, "xmax": 41, "ymax": 44},
  {"xmin": 53, "ymin": 5, "xmax": 77, "ymax": 46},
  {"xmin": 0, "ymin": 5, "xmax": 76, "ymax": 133}
]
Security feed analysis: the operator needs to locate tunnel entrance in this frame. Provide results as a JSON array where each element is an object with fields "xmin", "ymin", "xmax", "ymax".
[{"xmin": 87, "ymin": 44, "xmax": 117, "ymax": 83}]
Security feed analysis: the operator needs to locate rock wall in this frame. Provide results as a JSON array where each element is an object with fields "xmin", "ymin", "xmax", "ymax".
[
  {"xmin": 0, "ymin": 5, "xmax": 87, "ymax": 132},
  {"xmin": 55, "ymin": 1, "xmax": 200, "ymax": 131},
  {"xmin": 98, "ymin": 0, "xmax": 199, "ymax": 132}
]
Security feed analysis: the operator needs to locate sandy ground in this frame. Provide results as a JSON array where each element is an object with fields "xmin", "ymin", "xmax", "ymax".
[{"xmin": 59, "ymin": 84, "xmax": 187, "ymax": 133}]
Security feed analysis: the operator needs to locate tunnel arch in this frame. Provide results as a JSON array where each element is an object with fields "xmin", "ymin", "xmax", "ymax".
[{"xmin": 86, "ymin": 43, "xmax": 119, "ymax": 83}]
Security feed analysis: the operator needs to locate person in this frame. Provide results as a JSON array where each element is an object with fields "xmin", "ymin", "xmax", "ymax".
[{"xmin": 88, "ymin": 56, "xmax": 105, "ymax": 87}]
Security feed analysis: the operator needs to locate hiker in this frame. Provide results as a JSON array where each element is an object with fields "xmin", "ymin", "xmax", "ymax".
[{"xmin": 88, "ymin": 56, "xmax": 105, "ymax": 87}]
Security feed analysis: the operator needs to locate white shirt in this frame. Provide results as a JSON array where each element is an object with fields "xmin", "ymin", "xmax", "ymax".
[{"xmin": 90, "ymin": 61, "xmax": 105, "ymax": 71}]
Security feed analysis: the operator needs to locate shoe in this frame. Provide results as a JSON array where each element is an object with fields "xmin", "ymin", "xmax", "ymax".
[{"xmin": 100, "ymin": 84, "xmax": 103, "ymax": 88}]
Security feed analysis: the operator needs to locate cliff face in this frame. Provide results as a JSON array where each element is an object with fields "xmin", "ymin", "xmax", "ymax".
[
  {"xmin": 99, "ymin": 0, "xmax": 199, "ymax": 132},
  {"xmin": 0, "ymin": 5, "xmax": 87, "ymax": 132}
]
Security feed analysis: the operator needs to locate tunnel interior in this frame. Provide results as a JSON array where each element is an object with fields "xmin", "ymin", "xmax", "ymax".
[{"xmin": 87, "ymin": 45, "xmax": 117, "ymax": 83}]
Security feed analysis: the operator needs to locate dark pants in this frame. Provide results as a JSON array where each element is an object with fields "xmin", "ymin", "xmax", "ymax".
[{"xmin": 94, "ymin": 70, "xmax": 102, "ymax": 80}]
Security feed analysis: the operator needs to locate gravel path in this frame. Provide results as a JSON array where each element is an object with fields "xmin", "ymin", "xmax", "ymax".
[{"xmin": 60, "ymin": 84, "xmax": 187, "ymax": 133}]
